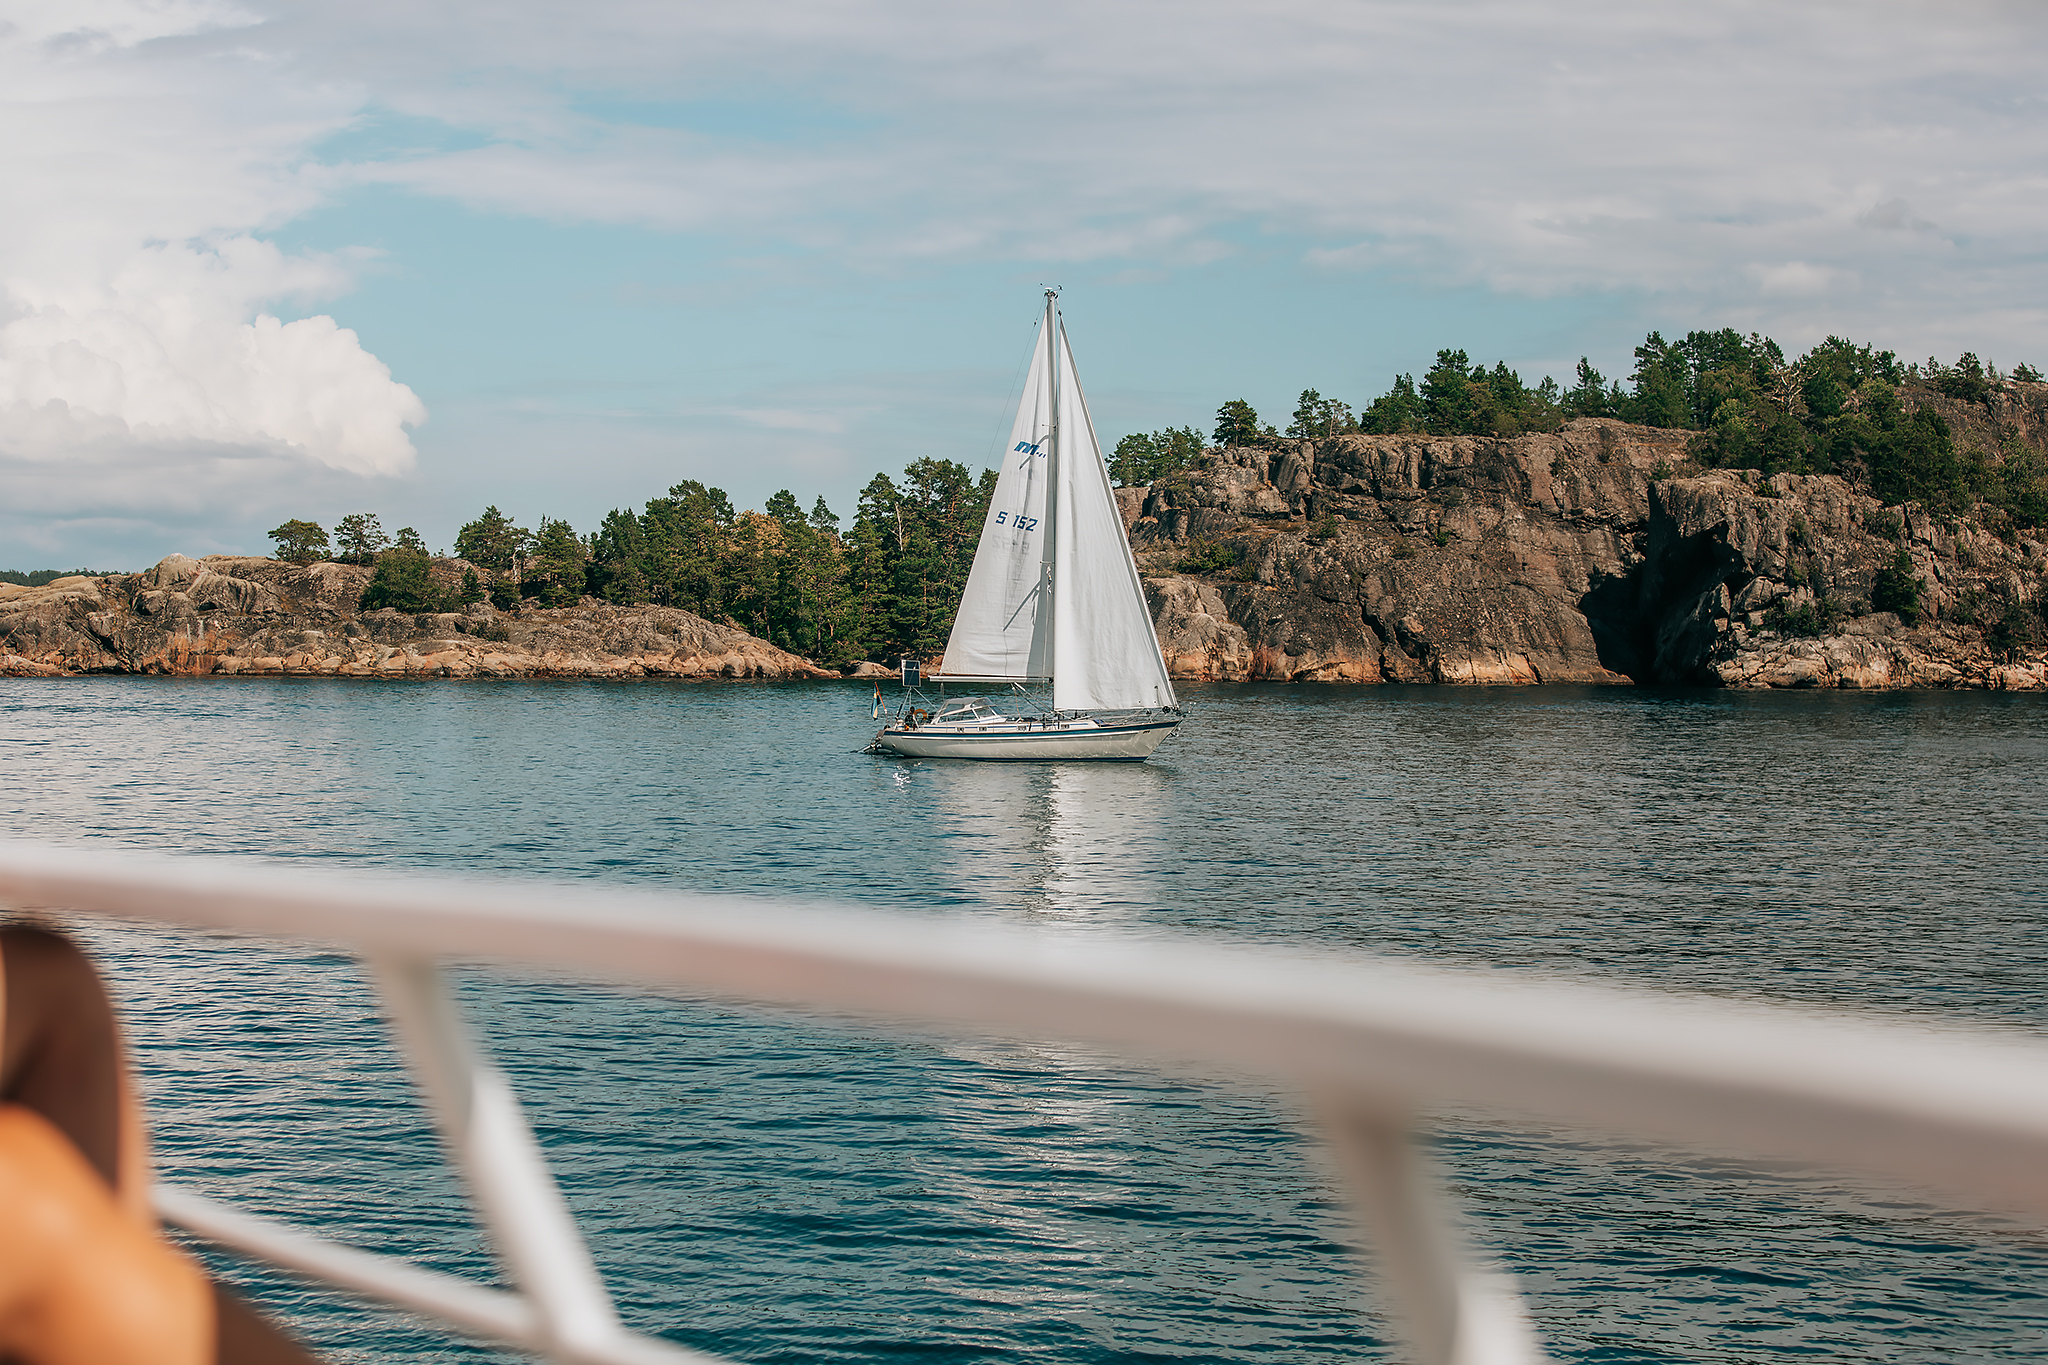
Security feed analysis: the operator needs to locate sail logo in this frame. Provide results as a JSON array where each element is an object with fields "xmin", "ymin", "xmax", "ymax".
[{"xmin": 1013, "ymin": 441, "xmax": 1045, "ymax": 456}]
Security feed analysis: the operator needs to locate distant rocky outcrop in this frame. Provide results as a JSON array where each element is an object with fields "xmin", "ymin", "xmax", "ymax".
[
  {"xmin": 0, "ymin": 555, "xmax": 832, "ymax": 680},
  {"xmin": 1124, "ymin": 412, "xmax": 2048, "ymax": 690},
  {"xmin": 13, "ymin": 395, "xmax": 2048, "ymax": 692}
]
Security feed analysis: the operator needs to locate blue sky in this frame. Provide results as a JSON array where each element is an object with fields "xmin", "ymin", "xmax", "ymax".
[{"xmin": 3, "ymin": 0, "xmax": 2044, "ymax": 567}]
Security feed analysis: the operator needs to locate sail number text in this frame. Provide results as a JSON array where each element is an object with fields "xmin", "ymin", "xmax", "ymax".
[{"xmin": 994, "ymin": 512, "xmax": 1039, "ymax": 531}]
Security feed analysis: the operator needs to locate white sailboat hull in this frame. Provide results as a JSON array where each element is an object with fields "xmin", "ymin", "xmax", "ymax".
[{"xmin": 873, "ymin": 717, "xmax": 1178, "ymax": 761}]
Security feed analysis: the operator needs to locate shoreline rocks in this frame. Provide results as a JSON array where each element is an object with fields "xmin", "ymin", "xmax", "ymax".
[{"xmin": 0, "ymin": 556, "xmax": 833, "ymax": 681}]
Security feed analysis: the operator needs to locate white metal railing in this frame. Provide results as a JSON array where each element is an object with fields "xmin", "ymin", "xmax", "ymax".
[{"xmin": 3, "ymin": 839, "xmax": 2048, "ymax": 1365}]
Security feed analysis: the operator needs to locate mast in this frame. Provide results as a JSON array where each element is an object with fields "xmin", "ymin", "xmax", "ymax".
[{"xmin": 1045, "ymin": 289, "xmax": 1063, "ymax": 696}]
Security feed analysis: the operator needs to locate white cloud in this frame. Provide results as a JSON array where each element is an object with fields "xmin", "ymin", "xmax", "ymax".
[
  {"xmin": 0, "ymin": 0, "xmax": 423, "ymax": 552},
  {"xmin": 0, "ymin": 237, "xmax": 422, "ymax": 475},
  {"xmin": 216, "ymin": 0, "xmax": 2047, "ymax": 347}
]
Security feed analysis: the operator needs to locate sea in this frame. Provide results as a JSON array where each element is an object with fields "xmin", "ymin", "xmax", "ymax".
[{"xmin": 3, "ymin": 676, "xmax": 2046, "ymax": 1363}]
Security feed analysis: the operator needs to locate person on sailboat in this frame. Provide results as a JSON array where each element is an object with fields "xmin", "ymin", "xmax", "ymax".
[{"xmin": 0, "ymin": 925, "xmax": 322, "ymax": 1365}]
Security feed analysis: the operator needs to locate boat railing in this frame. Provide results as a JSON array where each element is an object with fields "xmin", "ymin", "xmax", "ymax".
[{"xmin": 3, "ymin": 839, "xmax": 2047, "ymax": 1365}]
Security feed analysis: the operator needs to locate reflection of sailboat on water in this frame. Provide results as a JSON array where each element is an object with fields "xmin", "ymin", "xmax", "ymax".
[
  {"xmin": 871, "ymin": 292, "xmax": 1182, "ymax": 761},
  {"xmin": 918, "ymin": 760, "xmax": 1175, "ymax": 923},
  {"xmin": 1038, "ymin": 761, "xmax": 1174, "ymax": 919}
]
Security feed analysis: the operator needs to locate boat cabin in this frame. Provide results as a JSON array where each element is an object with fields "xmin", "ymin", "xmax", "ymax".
[{"xmin": 933, "ymin": 699, "xmax": 1001, "ymax": 726}]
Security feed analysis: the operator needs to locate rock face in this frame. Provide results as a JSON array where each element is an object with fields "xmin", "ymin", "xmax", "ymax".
[
  {"xmin": 0, "ymin": 556, "xmax": 832, "ymax": 681},
  {"xmin": 1126, "ymin": 416, "xmax": 2048, "ymax": 689}
]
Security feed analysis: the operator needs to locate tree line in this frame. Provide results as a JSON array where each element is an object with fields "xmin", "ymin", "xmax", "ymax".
[
  {"xmin": 269, "ymin": 460, "xmax": 997, "ymax": 668},
  {"xmin": 1113, "ymin": 332, "xmax": 2046, "ymax": 531},
  {"xmin": 0, "ymin": 568, "xmax": 114, "ymax": 587}
]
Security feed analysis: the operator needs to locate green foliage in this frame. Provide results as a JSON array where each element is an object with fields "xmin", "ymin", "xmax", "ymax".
[
  {"xmin": 886, "ymin": 458, "xmax": 989, "ymax": 658},
  {"xmin": 0, "ymin": 568, "xmax": 111, "ymax": 586},
  {"xmin": 1173, "ymin": 540, "xmax": 1242, "ymax": 574},
  {"xmin": 1987, "ymin": 602, "xmax": 2041, "ymax": 658},
  {"xmin": 1420, "ymin": 350, "xmax": 1477, "ymax": 434},
  {"xmin": 1286, "ymin": 389, "xmax": 1353, "ymax": 439},
  {"xmin": 1934, "ymin": 352, "xmax": 1991, "ymax": 405},
  {"xmin": 1626, "ymin": 331, "xmax": 1692, "ymax": 429},
  {"xmin": 394, "ymin": 526, "xmax": 427, "ymax": 552},
  {"xmin": 1863, "ymin": 406, "xmax": 1968, "ymax": 511},
  {"xmin": 1358, "ymin": 374, "xmax": 1422, "ymax": 433},
  {"xmin": 528, "ymin": 517, "xmax": 587, "ymax": 606},
  {"xmin": 455, "ymin": 506, "xmax": 531, "ymax": 572},
  {"xmin": 1431, "ymin": 527, "xmax": 1454, "ymax": 547},
  {"xmin": 1871, "ymin": 548, "xmax": 1922, "ymax": 625},
  {"xmin": 459, "ymin": 569, "xmax": 485, "ymax": 605},
  {"xmin": 1995, "ymin": 437, "xmax": 2048, "ymax": 529},
  {"xmin": 1865, "ymin": 508, "xmax": 1905, "ymax": 540},
  {"xmin": 1110, "ymin": 426, "xmax": 1205, "ymax": 485},
  {"xmin": 334, "ymin": 513, "xmax": 390, "ymax": 565},
  {"xmin": 573, "ymin": 460, "xmax": 989, "ymax": 666},
  {"xmin": 359, "ymin": 546, "xmax": 450, "ymax": 613},
  {"xmin": 268, "ymin": 519, "xmax": 330, "ymax": 564},
  {"xmin": 1393, "ymin": 349, "xmax": 1564, "ymax": 437},
  {"xmin": 1338, "ymin": 330, "xmax": 2048, "ymax": 523},
  {"xmin": 1564, "ymin": 358, "xmax": 1617, "ymax": 418},
  {"xmin": 1213, "ymin": 399, "xmax": 1263, "ymax": 447},
  {"xmin": 716, "ymin": 489, "xmax": 855, "ymax": 658},
  {"xmin": 2014, "ymin": 363, "xmax": 2043, "ymax": 384},
  {"xmin": 1762, "ymin": 597, "xmax": 1840, "ymax": 637}
]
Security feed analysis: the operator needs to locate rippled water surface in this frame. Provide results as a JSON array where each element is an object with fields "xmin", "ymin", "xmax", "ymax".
[{"xmin": 4, "ymin": 677, "xmax": 2048, "ymax": 1362}]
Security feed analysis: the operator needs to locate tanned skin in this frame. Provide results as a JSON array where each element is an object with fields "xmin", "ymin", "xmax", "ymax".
[{"xmin": 0, "ymin": 925, "xmax": 322, "ymax": 1365}]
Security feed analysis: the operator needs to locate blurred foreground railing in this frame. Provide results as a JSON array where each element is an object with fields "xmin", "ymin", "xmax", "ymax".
[{"xmin": 3, "ymin": 840, "xmax": 2048, "ymax": 1365}]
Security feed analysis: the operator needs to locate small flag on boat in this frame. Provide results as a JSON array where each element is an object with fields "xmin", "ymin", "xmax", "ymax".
[{"xmin": 873, "ymin": 683, "xmax": 882, "ymax": 719}]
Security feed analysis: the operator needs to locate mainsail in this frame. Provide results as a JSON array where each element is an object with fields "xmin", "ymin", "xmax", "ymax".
[{"xmin": 935, "ymin": 295, "xmax": 1179, "ymax": 714}]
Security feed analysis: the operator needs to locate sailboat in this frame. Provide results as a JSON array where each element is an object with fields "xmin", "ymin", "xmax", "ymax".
[{"xmin": 871, "ymin": 292, "xmax": 1182, "ymax": 761}]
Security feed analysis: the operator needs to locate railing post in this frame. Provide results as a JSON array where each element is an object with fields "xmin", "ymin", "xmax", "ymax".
[
  {"xmin": 370, "ymin": 952, "xmax": 622, "ymax": 1359},
  {"xmin": 1314, "ymin": 1095, "xmax": 1546, "ymax": 1365}
]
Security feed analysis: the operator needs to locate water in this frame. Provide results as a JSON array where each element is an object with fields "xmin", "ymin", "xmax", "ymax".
[{"xmin": 3, "ymin": 677, "xmax": 2047, "ymax": 1362}]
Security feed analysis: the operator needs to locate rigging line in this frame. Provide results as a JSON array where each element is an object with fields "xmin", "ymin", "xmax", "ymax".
[{"xmin": 979, "ymin": 304, "xmax": 1045, "ymax": 477}]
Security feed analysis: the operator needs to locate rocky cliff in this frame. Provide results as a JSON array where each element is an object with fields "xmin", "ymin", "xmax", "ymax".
[
  {"xmin": 1125, "ymin": 414, "xmax": 2048, "ymax": 690},
  {"xmin": 0, "ymin": 554, "xmax": 831, "ymax": 680}
]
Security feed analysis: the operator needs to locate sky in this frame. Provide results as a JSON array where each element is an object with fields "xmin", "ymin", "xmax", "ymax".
[{"xmin": 2, "ymin": 0, "xmax": 2045, "ymax": 569}]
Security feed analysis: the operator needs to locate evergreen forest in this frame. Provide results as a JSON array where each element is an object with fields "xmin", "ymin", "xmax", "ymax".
[{"xmin": 255, "ymin": 329, "xmax": 2042, "ymax": 667}]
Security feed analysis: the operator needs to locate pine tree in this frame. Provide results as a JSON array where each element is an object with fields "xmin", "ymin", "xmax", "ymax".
[
  {"xmin": 1359, "ymin": 375, "xmax": 1421, "ymax": 433},
  {"xmin": 845, "ymin": 473, "xmax": 903, "ymax": 659},
  {"xmin": 268, "ymin": 520, "xmax": 330, "ymax": 565},
  {"xmin": 455, "ymin": 507, "xmax": 529, "ymax": 572},
  {"xmin": 1420, "ymin": 350, "xmax": 1478, "ymax": 435},
  {"xmin": 335, "ymin": 513, "xmax": 390, "ymax": 565},
  {"xmin": 528, "ymin": 517, "xmax": 587, "ymax": 606},
  {"xmin": 1213, "ymin": 400, "xmax": 1262, "ymax": 447}
]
